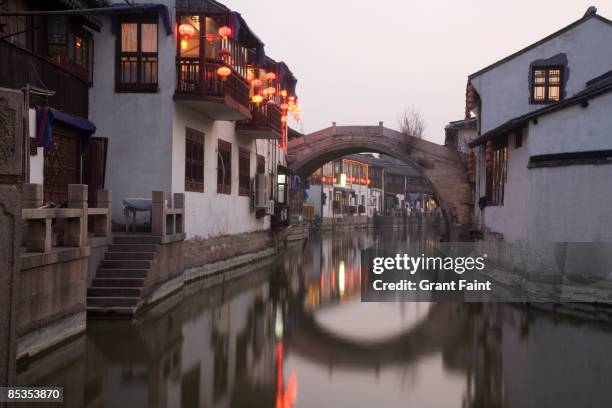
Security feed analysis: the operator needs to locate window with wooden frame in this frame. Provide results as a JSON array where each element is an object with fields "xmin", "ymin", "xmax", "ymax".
[
  {"xmin": 0, "ymin": 0, "xmax": 29, "ymax": 48},
  {"xmin": 185, "ymin": 128, "xmax": 204, "ymax": 192},
  {"xmin": 116, "ymin": 15, "xmax": 158, "ymax": 92},
  {"xmin": 514, "ymin": 129, "xmax": 523, "ymax": 149},
  {"xmin": 238, "ymin": 148, "xmax": 251, "ymax": 196},
  {"xmin": 256, "ymin": 154, "xmax": 265, "ymax": 174},
  {"xmin": 486, "ymin": 137, "xmax": 508, "ymax": 206},
  {"xmin": 277, "ymin": 172, "xmax": 288, "ymax": 205},
  {"xmin": 531, "ymin": 66, "xmax": 563, "ymax": 103},
  {"xmin": 217, "ymin": 139, "xmax": 232, "ymax": 194}
]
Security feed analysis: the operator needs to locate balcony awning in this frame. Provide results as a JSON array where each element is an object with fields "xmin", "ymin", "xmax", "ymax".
[
  {"xmin": 36, "ymin": 106, "xmax": 97, "ymax": 152},
  {"xmin": 230, "ymin": 12, "xmax": 266, "ymax": 66},
  {"xmin": 110, "ymin": 3, "xmax": 172, "ymax": 36}
]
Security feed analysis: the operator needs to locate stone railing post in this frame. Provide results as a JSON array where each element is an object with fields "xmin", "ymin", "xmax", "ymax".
[
  {"xmin": 23, "ymin": 184, "xmax": 51, "ymax": 252},
  {"xmin": 174, "ymin": 193, "xmax": 185, "ymax": 234},
  {"xmin": 64, "ymin": 184, "xmax": 87, "ymax": 247},
  {"xmin": 152, "ymin": 191, "xmax": 166, "ymax": 236},
  {"xmin": 22, "ymin": 183, "xmax": 43, "ymax": 209},
  {"xmin": 95, "ymin": 189, "xmax": 112, "ymax": 241}
]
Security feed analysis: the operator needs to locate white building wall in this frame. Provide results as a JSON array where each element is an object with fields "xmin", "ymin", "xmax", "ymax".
[
  {"xmin": 322, "ymin": 185, "xmax": 334, "ymax": 218},
  {"xmin": 482, "ymin": 131, "xmax": 529, "ymax": 241},
  {"xmin": 528, "ymin": 92, "xmax": 612, "ymax": 155},
  {"xmin": 305, "ymin": 184, "xmax": 322, "ymax": 217},
  {"xmin": 526, "ymin": 163, "xmax": 612, "ymax": 242},
  {"xmin": 27, "ymin": 108, "xmax": 44, "ymax": 184},
  {"xmin": 470, "ymin": 17, "xmax": 612, "ymax": 134},
  {"xmin": 171, "ymin": 104, "xmax": 273, "ymax": 239},
  {"xmin": 88, "ymin": 5, "xmax": 288, "ymax": 238},
  {"xmin": 368, "ymin": 189, "xmax": 382, "ymax": 217},
  {"xmin": 89, "ymin": 8, "xmax": 176, "ymax": 220},
  {"xmin": 478, "ymin": 96, "xmax": 612, "ymax": 242}
]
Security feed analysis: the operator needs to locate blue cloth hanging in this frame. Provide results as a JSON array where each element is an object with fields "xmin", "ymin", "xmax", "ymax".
[
  {"xmin": 36, "ymin": 106, "xmax": 97, "ymax": 152},
  {"xmin": 290, "ymin": 175, "xmax": 302, "ymax": 192}
]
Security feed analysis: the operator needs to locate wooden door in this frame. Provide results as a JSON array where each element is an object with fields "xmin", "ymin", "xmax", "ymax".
[
  {"xmin": 82, "ymin": 137, "xmax": 108, "ymax": 206},
  {"xmin": 43, "ymin": 130, "xmax": 80, "ymax": 204}
]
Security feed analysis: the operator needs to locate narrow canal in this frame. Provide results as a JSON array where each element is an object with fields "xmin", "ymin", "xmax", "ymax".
[{"xmin": 18, "ymin": 229, "xmax": 612, "ymax": 407}]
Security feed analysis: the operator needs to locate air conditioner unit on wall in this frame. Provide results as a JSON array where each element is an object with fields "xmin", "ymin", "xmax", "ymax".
[{"xmin": 254, "ymin": 174, "xmax": 268, "ymax": 209}]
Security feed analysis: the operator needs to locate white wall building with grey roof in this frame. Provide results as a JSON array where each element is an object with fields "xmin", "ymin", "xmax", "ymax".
[{"xmin": 468, "ymin": 9, "xmax": 612, "ymax": 241}]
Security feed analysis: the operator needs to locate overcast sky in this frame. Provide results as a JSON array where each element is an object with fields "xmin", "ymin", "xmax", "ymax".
[{"xmin": 223, "ymin": 1, "xmax": 611, "ymax": 144}]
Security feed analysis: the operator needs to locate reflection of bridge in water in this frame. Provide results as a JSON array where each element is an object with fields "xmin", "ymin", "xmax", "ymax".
[{"xmin": 286, "ymin": 302, "xmax": 471, "ymax": 370}]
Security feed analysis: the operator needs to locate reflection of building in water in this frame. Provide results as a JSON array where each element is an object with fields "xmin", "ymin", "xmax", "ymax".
[
  {"xmin": 301, "ymin": 232, "xmax": 371, "ymax": 310},
  {"xmin": 16, "ymin": 230, "xmax": 612, "ymax": 408},
  {"xmin": 61, "ymin": 270, "xmax": 283, "ymax": 408}
]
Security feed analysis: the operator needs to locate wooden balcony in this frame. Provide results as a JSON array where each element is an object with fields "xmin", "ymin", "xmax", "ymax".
[
  {"xmin": 236, "ymin": 103, "xmax": 283, "ymax": 139},
  {"xmin": 0, "ymin": 40, "xmax": 89, "ymax": 117},
  {"xmin": 175, "ymin": 58, "xmax": 251, "ymax": 121}
]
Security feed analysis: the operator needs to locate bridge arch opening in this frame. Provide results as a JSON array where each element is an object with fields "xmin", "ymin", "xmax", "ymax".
[{"xmin": 287, "ymin": 125, "xmax": 473, "ymax": 240}]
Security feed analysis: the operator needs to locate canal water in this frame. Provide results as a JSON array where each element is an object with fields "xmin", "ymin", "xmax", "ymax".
[{"xmin": 18, "ymin": 229, "xmax": 612, "ymax": 407}]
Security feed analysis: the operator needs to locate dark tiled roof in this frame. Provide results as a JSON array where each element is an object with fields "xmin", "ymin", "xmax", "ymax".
[{"xmin": 445, "ymin": 117, "xmax": 477, "ymax": 130}]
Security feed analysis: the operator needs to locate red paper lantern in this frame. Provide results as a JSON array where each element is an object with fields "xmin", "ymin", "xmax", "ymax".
[
  {"xmin": 178, "ymin": 23, "xmax": 196, "ymax": 38},
  {"xmin": 251, "ymin": 94, "xmax": 264, "ymax": 105},
  {"xmin": 217, "ymin": 65, "xmax": 231, "ymax": 80},
  {"xmin": 251, "ymin": 78, "xmax": 263, "ymax": 87},
  {"xmin": 218, "ymin": 26, "xmax": 232, "ymax": 39},
  {"xmin": 266, "ymin": 72, "xmax": 276, "ymax": 81}
]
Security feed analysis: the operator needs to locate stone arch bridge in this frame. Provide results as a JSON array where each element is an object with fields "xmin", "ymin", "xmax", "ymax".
[{"xmin": 287, "ymin": 124, "xmax": 473, "ymax": 239}]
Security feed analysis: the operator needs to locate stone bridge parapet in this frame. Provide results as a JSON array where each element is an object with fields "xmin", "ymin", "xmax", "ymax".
[{"xmin": 287, "ymin": 125, "xmax": 473, "ymax": 239}]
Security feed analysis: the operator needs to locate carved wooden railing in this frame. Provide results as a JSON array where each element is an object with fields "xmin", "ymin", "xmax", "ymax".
[
  {"xmin": 238, "ymin": 103, "xmax": 283, "ymax": 135},
  {"xmin": 176, "ymin": 58, "xmax": 250, "ymax": 108}
]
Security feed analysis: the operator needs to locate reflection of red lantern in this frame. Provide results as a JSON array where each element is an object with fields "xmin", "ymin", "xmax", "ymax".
[
  {"xmin": 206, "ymin": 33, "xmax": 216, "ymax": 43},
  {"xmin": 218, "ymin": 26, "xmax": 232, "ymax": 39},
  {"xmin": 266, "ymin": 72, "xmax": 276, "ymax": 81},
  {"xmin": 217, "ymin": 65, "xmax": 231, "ymax": 80},
  {"xmin": 178, "ymin": 23, "xmax": 196, "ymax": 38}
]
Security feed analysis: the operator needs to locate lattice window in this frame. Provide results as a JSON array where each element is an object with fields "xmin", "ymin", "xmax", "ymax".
[
  {"xmin": 256, "ymin": 154, "xmax": 265, "ymax": 173},
  {"xmin": 185, "ymin": 127, "xmax": 204, "ymax": 192},
  {"xmin": 43, "ymin": 132, "xmax": 79, "ymax": 204},
  {"xmin": 486, "ymin": 137, "xmax": 508, "ymax": 206},
  {"xmin": 217, "ymin": 139, "xmax": 231, "ymax": 194},
  {"xmin": 238, "ymin": 148, "xmax": 250, "ymax": 196},
  {"xmin": 117, "ymin": 17, "xmax": 158, "ymax": 92},
  {"xmin": 531, "ymin": 66, "xmax": 563, "ymax": 103}
]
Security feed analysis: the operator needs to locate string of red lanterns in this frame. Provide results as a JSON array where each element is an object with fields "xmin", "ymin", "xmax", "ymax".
[{"xmin": 180, "ymin": 17, "xmax": 302, "ymax": 136}]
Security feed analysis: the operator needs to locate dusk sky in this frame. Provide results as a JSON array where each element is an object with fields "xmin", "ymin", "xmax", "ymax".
[{"xmin": 222, "ymin": 1, "xmax": 611, "ymax": 144}]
